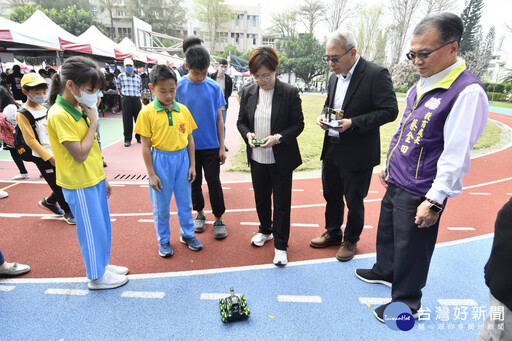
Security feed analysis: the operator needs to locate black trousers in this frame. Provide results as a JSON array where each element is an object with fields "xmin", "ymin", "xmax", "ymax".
[
  {"xmin": 191, "ymin": 148, "xmax": 225, "ymax": 218},
  {"xmin": 372, "ymin": 184, "xmax": 443, "ymax": 311},
  {"xmin": 7, "ymin": 146, "xmax": 27, "ymax": 174},
  {"xmin": 28, "ymin": 155, "xmax": 71, "ymax": 214},
  {"xmin": 121, "ymin": 96, "xmax": 141, "ymax": 142},
  {"xmin": 250, "ymin": 160, "xmax": 293, "ymax": 251},
  {"xmin": 321, "ymin": 154, "xmax": 373, "ymax": 243}
]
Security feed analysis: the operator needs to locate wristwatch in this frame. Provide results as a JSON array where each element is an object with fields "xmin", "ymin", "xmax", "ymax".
[{"xmin": 424, "ymin": 199, "xmax": 443, "ymax": 213}]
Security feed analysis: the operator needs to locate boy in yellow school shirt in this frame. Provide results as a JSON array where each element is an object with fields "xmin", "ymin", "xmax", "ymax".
[{"xmin": 134, "ymin": 65, "xmax": 202, "ymax": 257}]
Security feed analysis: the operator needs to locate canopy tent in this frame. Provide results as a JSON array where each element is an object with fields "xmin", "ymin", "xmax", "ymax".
[
  {"xmin": 118, "ymin": 37, "xmax": 148, "ymax": 64},
  {"xmin": 76, "ymin": 25, "xmax": 116, "ymax": 59},
  {"xmin": 0, "ymin": 16, "xmax": 61, "ymax": 57},
  {"xmin": 229, "ymin": 66, "xmax": 242, "ymax": 76},
  {"xmin": 20, "ymin": 10, "xmax": 114, "ymax": 59}
]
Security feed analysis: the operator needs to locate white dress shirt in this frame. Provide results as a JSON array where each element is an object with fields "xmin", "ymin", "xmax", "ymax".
[{"xmin": 329, "ymin": 56, "xmax": 360, "ymax": 137}]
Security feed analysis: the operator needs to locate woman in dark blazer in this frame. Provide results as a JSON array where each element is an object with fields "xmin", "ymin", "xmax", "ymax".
[{"xmin": 237, "ymin": 46, "xmax": 304, "ymax": 266}]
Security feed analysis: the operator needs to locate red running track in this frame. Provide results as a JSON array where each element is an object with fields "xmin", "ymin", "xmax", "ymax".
[{"xmin": 0, "ymin": 112, "xmax": 510, "ymax": 278}]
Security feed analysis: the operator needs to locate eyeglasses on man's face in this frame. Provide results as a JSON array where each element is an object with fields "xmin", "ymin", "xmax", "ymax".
[
  {"xmin": 252, "ymin": 74, "xmax": 272, "ymax": 82},
  {"xmin": 406, "ymin": 41, "xmax": 456, "ymax": 61},
  {"xmin": 322, "ymin": 47, "xmax": 354, "ymax": 64}
]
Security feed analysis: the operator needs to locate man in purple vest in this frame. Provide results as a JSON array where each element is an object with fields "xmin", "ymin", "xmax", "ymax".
[{"xmin": 355, "ymin": 12, "xmax": 489, "ymax": 322}]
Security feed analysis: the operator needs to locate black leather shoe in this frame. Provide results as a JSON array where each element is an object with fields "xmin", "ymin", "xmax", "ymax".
[{"xmin": 124, "ymin": 141, "xmax": 131, "ymax": 147}]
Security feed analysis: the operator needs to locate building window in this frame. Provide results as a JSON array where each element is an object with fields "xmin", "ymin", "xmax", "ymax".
[
  {"xmin": 248, "ymin": 34, "xmax": 258, "ymax": 45},
  {"xmin": 127, "ymin": 28, "xmax": 132, "ymax": 39},
  {"xmin": 253, "ymin": 15, "xmax": 258, "ymax": 27},
  {"xmin": 89, "ymin": 0, "xmax": 97, "ymax": 4},
  {"xmin": 115, "ymin": 0, "xmax": 124, "ymax": 5},
  {"xmin": 116, "ymin": 10, "xmax": 126, "ymax": 17},
  {"xmin": 91, "ymin": 7, "xmax": 98, "ymax": 16}
]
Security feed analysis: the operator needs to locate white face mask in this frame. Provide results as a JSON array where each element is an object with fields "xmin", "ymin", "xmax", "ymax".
[
  {"xmin": 220, "ymin": 67, "xmax": 227, "ymax": 74},
  {"xmin": 73, "ymin": 87, "xmax": 97, "ymax": 108},
  {"xmin": 29, "ymin": 93, "xmax": 48, "ymax": 104}
]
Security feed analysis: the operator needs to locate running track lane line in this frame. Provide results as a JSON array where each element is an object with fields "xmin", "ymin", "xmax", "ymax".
[{"xmin": 0, "ymin": 234, "xmax": 494, "ymax": 284}]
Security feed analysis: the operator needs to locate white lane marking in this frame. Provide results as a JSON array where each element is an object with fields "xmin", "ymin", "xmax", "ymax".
[
  {"xmin": 110, "ymin": 184, "xmax": 125, "ymax": 187},
  {"xmin": 222, "ymin": 187, "xmax": 231, "ymax": 190},
  {"xmin": 368, "ymin": 190, "xmax": 379, "ymax": 194},
  {"xmin": 292, "ymin": 189, "xmax": 304, "ymax": 192},
  {"xmin": 121, "ymin": 291, "xmax": 166, "ymax": 299},
  {"xmin": 469, "ymin": 192, "xmax": 491, "ymax": 195},
  {"xmin": 447, "ymin": 227, "xmax": 475, "ymax": 231},
  {"xmin": 463, "ymin": 176, "xmax": 512, "ymax": 190},
  {"xmin": 41, "ymin": 216, "xmax": 64, "ymax": 220},
  {"xmin": 0, "ymin": 233, "xmax": 494, "ymax": 284},
  {"xmin": 507, "ymin": 193, "xmax": 512, "ymax": 196},
  {"xmin": 200, "ymin": 293, "xmax": 231, "ymax": 300},
  {"xmin": 139, "ymin": 219, "xmax": 154, "ymax": 223},
  {"xmin": 278, "ymin": 295, "xmax": 322, "ymax": 303},
  {"xmin": 140, "ymin": 185, "xmax": 149, "ymax": 188},
  {"xmin": 363, "ymin": 225, "xmax": 373, "ymax": 229},
  {"xmin": 111, "ymin": 219, "xmax": 117, "ymax": 222},
  {"xmin": 45, "ymin": 288, "xmax": 89, "ymax": 296},
  {"xmin": 241, "ymin": 222, "xmax": 320, "ymax": 227},
  {"xmin": 358, "ymin": 297, "xmax": 390, "ymax": 305},
  {"xmin": 0, "ymin": 285, "xmax": 16, "ymax": 291},
  {"xmin": 249, "ymin": 188, "xmax": 254, "ymax": 191},
  {"xmin": 437, "ymin": 299, "xmax": 478, "ymax": 306}
]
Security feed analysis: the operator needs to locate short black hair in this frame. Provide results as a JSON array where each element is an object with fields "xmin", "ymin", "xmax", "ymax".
[
  {"xmin": 185, "ymin": 46, "xmax": 210, "ymax": 71},
  {"xmin": 182, "ymin": 36, "xmax": 203, "ymax": 53},
  {"xmin": 413, "ymin": 12, "xmax": 464, "ymax": 45},
  {"xmin": 149, "ymin": 64, "xmax": 177, "ymax": 86},
  {"xmin": 218, "ymin": 58, "xmax": 228, "ymax": 65},
  {"xmin": 23, "ymin": 83, "xmax": 48, "ymax": 92},
  {"xmin": 38, "ymin": 69, "xmax": 48, "ymax": 78}
]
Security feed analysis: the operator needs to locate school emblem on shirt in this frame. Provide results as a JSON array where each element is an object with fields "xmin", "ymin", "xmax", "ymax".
[
  {"xmin": 179, "ymin": 123, "xmax": 186, "ymax": 134},
  {"xmin": 424, "ymin": 97, "xmax": 441, "ymax": 110}
]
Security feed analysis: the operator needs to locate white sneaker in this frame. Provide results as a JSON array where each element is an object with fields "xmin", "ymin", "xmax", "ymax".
[
  {"xmin": 106, "ymin": 264, "xmax": 129, "ymax": 275},
  {"xmin": 12, "ymin": 173, "xmax": 29, "ymax": 180},
  {"xmin": 251, "ymin": 233, "xmax": 273, "ymax": 247},
  {"xmin": 88, "ymin": 270, "xmax": 128, "ymax": 290},
  {"xmin": 273, "ymin": 248, "xmax": 288, "ymax": 266}
]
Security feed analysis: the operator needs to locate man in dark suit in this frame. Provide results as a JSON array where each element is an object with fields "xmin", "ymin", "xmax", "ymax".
[
  {"xmin": 310, "ymin": 30, "xmax": 398, "ymax": 261},
  {"xmin": 210, "ymin": 59, "xmax": 233, "ymax": 152}
]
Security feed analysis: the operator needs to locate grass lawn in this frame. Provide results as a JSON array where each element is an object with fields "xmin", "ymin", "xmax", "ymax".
[{"xmin": 227, "ymin": 94, "xmax": 503, "ymax": 173}]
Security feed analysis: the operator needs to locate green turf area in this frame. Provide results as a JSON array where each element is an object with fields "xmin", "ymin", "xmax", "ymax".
[
  {"xmin": 489, "ymin": 101, "xmax": 512, "ymax": 109},
  {"xmin": 227, "ymin": 94, "xmax": 503, "ymax": 173}
]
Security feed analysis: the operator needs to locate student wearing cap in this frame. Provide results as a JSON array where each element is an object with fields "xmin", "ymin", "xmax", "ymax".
[
  {"xmin": 116, "ymin": 58, "xmax": 142, "ymax": 147},
  {"xmin": 16, "ymin": 73, "xmax": 75, "ymax": 224}
]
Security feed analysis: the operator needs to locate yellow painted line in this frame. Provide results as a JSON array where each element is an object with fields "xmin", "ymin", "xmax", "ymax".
[{"xmin": 0, "ymin": 182, "xmax": 21, "ymax": 191}]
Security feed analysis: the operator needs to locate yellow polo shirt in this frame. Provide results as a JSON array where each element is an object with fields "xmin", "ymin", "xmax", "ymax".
[
  {"xmin": 47, "ymin": 95, "xmax": 105, "ymax": 189},
  {"xmin": 134, "ymin": 98, "xmax": 197, "ymax": 152}
]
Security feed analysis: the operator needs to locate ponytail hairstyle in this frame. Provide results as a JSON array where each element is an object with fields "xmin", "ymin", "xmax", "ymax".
[{"xmin": 49, "ymin": 56, "xmax": 106, "ymax": 107}]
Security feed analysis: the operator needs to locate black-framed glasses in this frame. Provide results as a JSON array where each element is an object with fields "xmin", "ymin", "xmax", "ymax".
[
  {"xmin": 406, "ymin": 41, "xmax": 456, "ymax": 61},
  {"xmin": 322, "ymin": 47, "xmax": 354, "ymax": 63}
]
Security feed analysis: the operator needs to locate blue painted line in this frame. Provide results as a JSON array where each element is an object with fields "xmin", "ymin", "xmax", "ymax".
[
  {"xmin": 0, "ymin": 236, "xmax": 493, "ymax": 340},
  {"xmin": 489, "ymin": 106, "xmax": 512, "ymax": 116}
]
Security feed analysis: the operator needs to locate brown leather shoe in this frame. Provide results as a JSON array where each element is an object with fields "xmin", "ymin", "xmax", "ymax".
[
  {"xmin": 336, "ymin": 241, "xmax": 357, "ymax": 261},
  {"xmin": 310, "ymin": 232, "xmax": 342, "ymax": 248}
]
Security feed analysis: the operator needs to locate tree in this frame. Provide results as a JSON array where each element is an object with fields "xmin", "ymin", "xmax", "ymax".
[
  {"xmin": 325, "ymin": 0, "xmax": 355, "ymax": 33},
  {"xmin": 276, "ymin": 33, "xmax": 327, "ymax": 88},
  {"xmin": 459, "ymin": 0, "xmax": 484, "ymax": 54},
  {"xmin": 271, "ymin": 10, "xmax": 299, "ymax": 39},
  {"xmin": 126, "ymin": 0, "xmax": 186, "ymax": 36},
  {"xmin": 387, "ymin": 0, "xmax": 422, "ymax": 65},
  {"xmin": 350, "ymin": 5, "xmax": 387, "ymax": 65},
  {"xmin": 34, "ymin": 0, "xmax": 90, "ymax": 11},
  {"xmin": 8, "ymin": 4, "xmax": 103, "ymax": 36},
  {"xmin": 391, "ymin": 60, "xmax": 419, "ymax": 89},
  {"xmin": 298, "ymin": 0, "xmax": 325, "ymax": 35},
  {"xmin": 423, "ymin": 0, "xmax": 457, "ymax": 15},
  {"xmin": 98, "ymin": 0, "xmax": 117, "ymax": 39},
  {"xmin": 193, "ymin": 0, "xmax": 235, "ymax": 53}
]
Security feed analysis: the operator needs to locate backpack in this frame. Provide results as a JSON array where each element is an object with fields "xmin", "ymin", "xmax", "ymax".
[
  {"xmin": 13, "ymin": 107, "xmax": 45, "ymax": 161},
  {"xmin": 0, "ymin": 113, "xmax": 14, "ymax": 147}
]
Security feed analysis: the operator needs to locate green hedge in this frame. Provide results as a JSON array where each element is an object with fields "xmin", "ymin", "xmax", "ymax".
[
  {"xmin": 487, "ymin": 92, "xmax": 509, "ymax": 101},
  {"xmin": 483, "ymin": 82, "xmax": 512, "ymax": 93}
]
